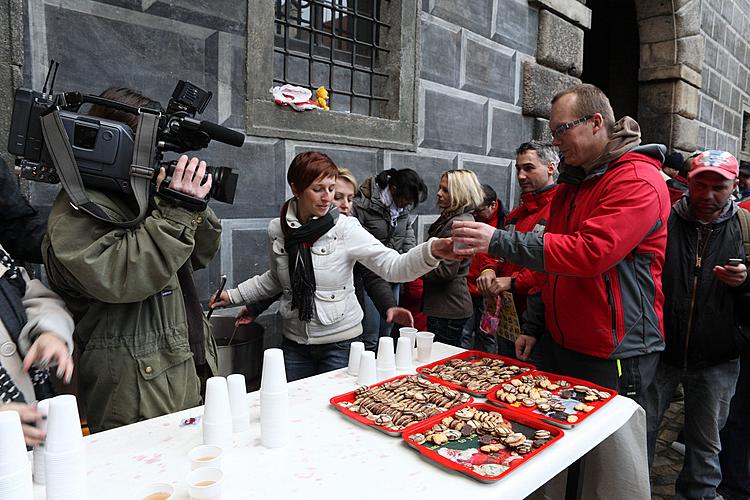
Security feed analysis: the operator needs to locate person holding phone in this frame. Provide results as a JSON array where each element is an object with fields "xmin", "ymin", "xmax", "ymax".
[{"xmin": 644, "ymin": 150, "xmax": 749, "ymax": 499}]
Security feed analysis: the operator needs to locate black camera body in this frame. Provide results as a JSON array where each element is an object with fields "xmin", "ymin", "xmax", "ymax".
[{"xmin": 8, "ymin": 80, "xmax": 243, "ymax": 204}]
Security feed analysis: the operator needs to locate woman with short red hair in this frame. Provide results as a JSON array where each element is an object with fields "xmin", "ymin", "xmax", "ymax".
[{"xmin": 212, "ymin": 152, "xmax": 455, "ymax": 381}]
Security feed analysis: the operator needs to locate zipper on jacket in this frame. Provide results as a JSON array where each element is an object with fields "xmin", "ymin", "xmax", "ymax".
[
  {"xmin": 683, "ymin": 226, "xmax": 712, "ymax": 368},
  {"xmin": 604, "ymin": 273, "xmax": 618, "ymax": 349}
]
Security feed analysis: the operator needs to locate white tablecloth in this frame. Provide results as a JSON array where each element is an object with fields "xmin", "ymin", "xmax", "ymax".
[{"xmin": 32, "ymin": 343, "xmax": 648, "ymax": 500}]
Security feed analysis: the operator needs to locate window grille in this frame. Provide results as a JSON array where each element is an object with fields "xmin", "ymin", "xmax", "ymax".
[{"xmin": 273, "ymin": 0, "xmax": 390, "ymax": 117}]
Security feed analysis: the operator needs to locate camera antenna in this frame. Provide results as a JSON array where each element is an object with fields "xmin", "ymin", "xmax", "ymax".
[
  {"xmin": 47, "ymin": 61, "xmax": 60, "ymax": 96},
  {"xmin": 41, "ymin": 59, "xmax": 55, "ymax": 98}
]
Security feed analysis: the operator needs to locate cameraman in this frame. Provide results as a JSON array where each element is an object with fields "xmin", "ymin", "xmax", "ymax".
[{"xmin": 42, "ymin": 88, "xmax": 221, "ymax": 432}]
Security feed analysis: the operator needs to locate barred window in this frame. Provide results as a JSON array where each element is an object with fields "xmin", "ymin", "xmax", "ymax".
[{"xmin": 273, "ymin": 0, "xmax": 390, "ymax": 117}]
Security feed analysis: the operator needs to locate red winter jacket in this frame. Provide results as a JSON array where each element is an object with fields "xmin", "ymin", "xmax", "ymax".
[
  {"xmin": 489, "ymin": 146, "xmax": 671, "ymax": 359},
  {"xmin": 496, "ymin": 185, "xmax": 556, "ymax": 317},
  {"xmin": 467, "ymin": 204, "xmax": 502, "ymax": 296}
]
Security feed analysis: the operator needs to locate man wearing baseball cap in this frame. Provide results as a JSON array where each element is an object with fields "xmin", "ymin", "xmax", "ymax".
[{"xmin": 645, "ymin": 150, "xmax": 749, "ymax": 499}]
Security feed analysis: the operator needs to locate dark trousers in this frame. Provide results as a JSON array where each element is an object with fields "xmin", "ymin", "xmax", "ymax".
[
  {"xmin": 719, "ymin": 352, "xmax": 750, "ymax": 500},
  {"xmin": 427, "ymin": 316, "xmax": 470, "ymax": 348},
  {"xmin": 541, "ymin": 334, "xmax": 659, "ymax": 408},
  {"xmin": 282, "ymin": 336, "xmax": 362, "ymax": 382}
]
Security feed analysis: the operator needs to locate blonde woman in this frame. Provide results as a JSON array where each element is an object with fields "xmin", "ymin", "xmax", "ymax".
[{"xmin": 422, "ymin": 169, "xmax": 484, "ymax": 347}]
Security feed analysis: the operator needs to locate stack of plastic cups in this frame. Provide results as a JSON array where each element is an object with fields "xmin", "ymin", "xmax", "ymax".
[
  {"xmin": 346, "ymin": 341, "xmax": 365, "ymax": 376},
  {"xmin": 0, "ymin": 410, "xmax": 33, "ymax": 499},
  {"xmin": 45, "ymin": 394, "xmax": 87, "ymax": 500},
  {"xmin": 32, "ymin": 398, "xmax": 51, "ymax": 485},
  {"xmin": 227, "ymin": 374, "xmax": 250, "ymax": 433},
  {"xmin": 395, "ymin": 336, "xmax": 414, "ymax": 371},
  {"xmin": 260, "ymin": 348, "xmax": 288, "ymax": 449},
  {"xmin": 356, "ymin": 351, "xmax": 376, "ymax": 386},
  {"xmin": 376, "ymin": 336, "xmax": 396, "ymax": 380},
  {"xmin": 202, "ymin": 377, "xmax": 232, "ymax": 450},
  {"xmin": 398, "ymin": 327, "xmax": 418, "ymax": 353}
]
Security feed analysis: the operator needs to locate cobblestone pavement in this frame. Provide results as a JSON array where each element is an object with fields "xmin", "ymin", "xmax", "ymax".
[{"xmin": 650, "ymin": 399, "xmax": 685, "ymax": 500}]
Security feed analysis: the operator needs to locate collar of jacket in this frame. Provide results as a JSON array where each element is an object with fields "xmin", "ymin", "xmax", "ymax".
[
  {"xmin": 673, "ymin": 195, "xmax": 739, "ymax": 225},
  {"xmin": 558, "ymin": 143, "xmax": 667, "ymax": 186},
  {"xmin": 519, "ymin": 184, "xmax": 557, "ymax": 214},
  {"xmin": 283, "ymin": 198, "xmax": 339, "ymax": 229}
]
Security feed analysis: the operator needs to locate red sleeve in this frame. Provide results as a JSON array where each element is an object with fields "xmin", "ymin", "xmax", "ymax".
[
  {"xmin": 511, "ymin": 267, "xmax": 538, "ymax": 294},
  {"xmin": 543, "ymin": 176, "xmax": 665, "ymax": 277},
  {"xmin": 475, "ymin": 252, "xmax": 499, "ymax": 273}
]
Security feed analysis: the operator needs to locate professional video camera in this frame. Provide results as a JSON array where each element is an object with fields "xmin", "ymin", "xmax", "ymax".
[{"xmin": 7, "ymin": 61, "xmax": 245, "ymax": 226}]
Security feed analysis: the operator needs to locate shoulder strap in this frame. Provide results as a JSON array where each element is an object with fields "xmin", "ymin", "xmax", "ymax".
[
  {"xmin": 738, "ymin": 207, "xmax": 750, "ymax": 260},
  {"xmin": 40, "ymin": 109, "xmax": 158, "ymax": 228}
]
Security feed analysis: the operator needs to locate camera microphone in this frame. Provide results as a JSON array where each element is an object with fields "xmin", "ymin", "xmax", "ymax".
[{"xmin": 198, "ymin": 120, "xmax": 245, "ymax": 147}]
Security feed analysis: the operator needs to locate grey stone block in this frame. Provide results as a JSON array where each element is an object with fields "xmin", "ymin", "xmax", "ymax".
[
  {"xmin": 488, "ymin": 104, "xmax": 534, "ymax": 159},
  {"xmin": 420, "ymin": 86, "xmax": 489, "ymax": 155},
  {"xmin": 676, "ymin": 35, "xmax": 704, "ymax": 73},
  {"xmin": 205, "ymin": 138, "xmax": 286, "ymax": 220},
  {"xmin": 461, "ymin": 32, "xmax": 516, "ymax": 103},
  {"xmin": 707, "ymin": 70, "xmax": 721, "ymax": 100},
  {"xmin": 533, "ymin": 118, "xmax": 553, "ymax": 142},
  {"xmin": 698, "ymin": 125, "xmax": 707, "ymax": 150},
  {"xmin": 521, "ymin": 61, "xmax": 581, "ymax": 118},
  {"xmin": 420, "ymin": 16, "xmax": 461, "ymax": 87},
  {"xmin": 231, "ymin": 227, "xmax": 273, "ymax": 287},
  {"xmin": 537, "ymin": 10, "xmax": 584, "ymax": 76},
  {"xmin": 429, "ymin": 0, "xmax": 494, "ymax": 38},
  {"xmin": 672, "ymin": 114, "xmax": 699, "ymax": 151},
  {"xmin": 492, "ymin": 0, "xmax": 539, "ymax": 55},
  {"xmin": 389, "ymin": 151, "xmax": 457, "ymax": 215},
  {"xmin": 461, "ymin": 158, "xmax": 514, "ymax": 207},
  {"xmin": 636, "ymin": 15, "xmax": 675, "ymax": 44},
  {"xmin": 533, "ymin": 0, "xmax": 591, "ymax": 29},
  {"xmin": 699, "ymin": 94, "xmax": 712, "ymax": 123},
  {"xmin": 675, "ymin": 0, "xmax": 700, "ymax": 37}
]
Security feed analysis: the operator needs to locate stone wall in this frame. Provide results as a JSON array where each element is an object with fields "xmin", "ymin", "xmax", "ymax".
[{"xmin": 696, "ymin": 0, "xmax": 749, "ymax": 156}]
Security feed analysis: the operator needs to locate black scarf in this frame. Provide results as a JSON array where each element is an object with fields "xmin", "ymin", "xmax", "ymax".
[{"xmin": 280, "ymin": 200, "xmax": 338, "ymax": 322}]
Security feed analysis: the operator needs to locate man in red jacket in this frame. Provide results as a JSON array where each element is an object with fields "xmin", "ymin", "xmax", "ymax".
[
  {"xmin": 459, "ymin": 184, "xmax": 503, "ymax": 352},
  {"xmin": 477, "ymin": 141, "xmax": 558, "ymax": 359},
  {"xmin": 452, "ymin": 84, "xmax": 670, "ymax": 408}
]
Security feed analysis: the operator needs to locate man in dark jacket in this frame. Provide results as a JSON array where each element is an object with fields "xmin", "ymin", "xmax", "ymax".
[
  {"xmin": 452, "ymin": 84, "xmax": 670, "ymax": 407},
  {"xmin": 645, "ymin": 150, "xmax": 749, "ymax": 499}
]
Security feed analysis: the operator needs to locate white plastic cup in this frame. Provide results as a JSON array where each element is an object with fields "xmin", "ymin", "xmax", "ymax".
[
  {"xmin": 226, "ymin": 374, "xmax": 250, "ymax": 433},
  {"xmin": 44, "ymin": 395, "xmax": 83, "ymax": 455},
  {"xmin": 260, "ymin": 348, "xmax": 288, "ymax": 393},
  {"xmin": 416, "ymin": 331, "xmax": 436, "ymax": 362},
  {"xmin": 0, "ymin": 468, "xmax": 33, "ymax": 500},
  {"xmin": 398, "ymin": 327, "xmax": 418, "ymax": 349},
  {"xmin": 395, "ymin": 336, "xmax": 414, "ymax": 371},
  {"xmin": 187, "ymin": 467, "xmax": 223, "ymax": 499},
  {"xmin": 260, "ymin": 391, "xmax": 288, "ymax": 449},
  {"xmin": 32, "ymin": 399, "xmax": 51, "ymax": 485},
  {"xmin": 376, "ymin": 337, "xmax": 395, "ymax": 368},
  {"xmin": 202, "ymin": 421, "xmax": 232, "ymax": 451},
  {"xmin": 203, "ymin": 377, "xmax": 232, "ymax": 425},
  {"xmin": 356, "ymin": 351, "xmax": 377, "ymax": 386},
  {"xmin": 0, "ymin": 410, "xmax": 29, "ymax": 477},
  {"xmin": 44, "ymin": 447, "xmax": 87, "ymax": 500},
  {"xmin": 346, "ymin": 341, "xmax": 365, "ymax": 376},
  {"xmin": 188, "ymin": 444, "xmax": 223, "ymax": 471},
  {"xmin": 137, "ymin": 482, "xmax": 175, "ymax": 499}
]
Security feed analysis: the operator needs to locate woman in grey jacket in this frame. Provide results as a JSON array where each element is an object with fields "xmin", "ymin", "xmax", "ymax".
[
  {"xmin": 422, "ymin": 170, "xmax": 484, "ymax": 347},
  {"xmin": 353, "ymin": 169, "xmax": 428, "ymax": 347},
  {"xmin": 212, "ymin": 153, "xmax": 455, "ymax": 381}
]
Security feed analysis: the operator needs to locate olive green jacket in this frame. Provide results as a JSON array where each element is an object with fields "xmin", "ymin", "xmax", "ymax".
[{"xmin": 42, "ymin": 190, "xmax": 221, "ymax": 432}]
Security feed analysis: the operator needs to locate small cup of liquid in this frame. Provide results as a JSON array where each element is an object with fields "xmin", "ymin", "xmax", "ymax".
[
  {"xmin": 188, "ymin": 444, "xmax": 223, "ymax": 471},
  {"xmin": 139, "ymin": 482, "xmax": 174, "ymax": 500},
  {"xmin": 187, "ymin": 467, "xmax": 223, "ymax": 500}
]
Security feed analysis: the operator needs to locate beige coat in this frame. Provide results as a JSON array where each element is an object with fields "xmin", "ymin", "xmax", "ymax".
[{"xmin": 0, "ymin": 258, "xmax": 74, "ymax": 403}]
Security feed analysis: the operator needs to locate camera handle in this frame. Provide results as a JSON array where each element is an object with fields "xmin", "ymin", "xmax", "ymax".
[{"xmin": 40, "ymin": 108, "xmax": 159, "ymax": 228}]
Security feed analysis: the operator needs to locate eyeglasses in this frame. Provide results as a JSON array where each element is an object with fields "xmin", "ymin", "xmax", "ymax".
[{"xmin": 550, "ymin": 115, "xmax": 593, "ymax": 140}]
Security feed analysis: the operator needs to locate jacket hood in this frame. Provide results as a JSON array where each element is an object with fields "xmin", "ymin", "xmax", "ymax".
[
  {"xmin": 672, "ymin": 195, "xmax": 739, "ymax": 225},
  {"xmin": 356, "ymin": 177, "xmax": 389, "ymax": 215}
]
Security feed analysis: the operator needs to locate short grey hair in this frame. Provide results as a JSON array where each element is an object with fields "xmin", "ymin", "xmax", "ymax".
[{"xmin": 515, "ymin": 141, "xmax": 560, "ymax": 166}]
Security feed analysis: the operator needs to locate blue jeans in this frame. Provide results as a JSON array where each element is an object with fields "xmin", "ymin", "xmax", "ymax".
[
  {"xmin": 719, "ymin": 352, "xmax": 750, "ymax": 500},
  {"xmin": 362, "ymin": 284, "xmax": 400, "ymax": 351},
  {"xmin": 459, "ymin": 294, "xmax": 498, "ymax": 353},
  {"xmin": 427, "ymin": 316, "xmax": 469, "ymax": 348},
  {"xmin": 281, "ymin": 336, "xmax": 361, "ymax": 382},
  {"xmin": 645, "ymin": 359, "xmax": 741, "ymax": 500}
]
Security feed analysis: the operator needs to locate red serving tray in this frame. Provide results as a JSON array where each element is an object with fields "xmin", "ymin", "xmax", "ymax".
[
  {"xmin": 329, "ymin": 374, "xmax": 474, "ymax": 437},
  {"xmin": 402, "ymin": 402, "xmax": 564, "ymax": 483},
  {"xmin": 486, "ymin": 370, "xmax": 618, "ymax": 429},
  {"xmin": 416, "ymin": 350, "xmax": 536, "ymax": 397}
]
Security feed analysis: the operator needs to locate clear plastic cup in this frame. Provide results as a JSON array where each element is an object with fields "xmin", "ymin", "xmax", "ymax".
[
  {"xmin": 398, "ymin": 327, "xmax": 418, "ymax": 349},
  {"xmin": 346, "ymin": 341, "xmax": 365, "ymax": 376},
  {"xmin": 416, "ymin": 331, "xmax": 436, "ymax": 362},
  {"xmin": 260, "ymin": 348, "xmax": 287, "ymax": 393}
]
